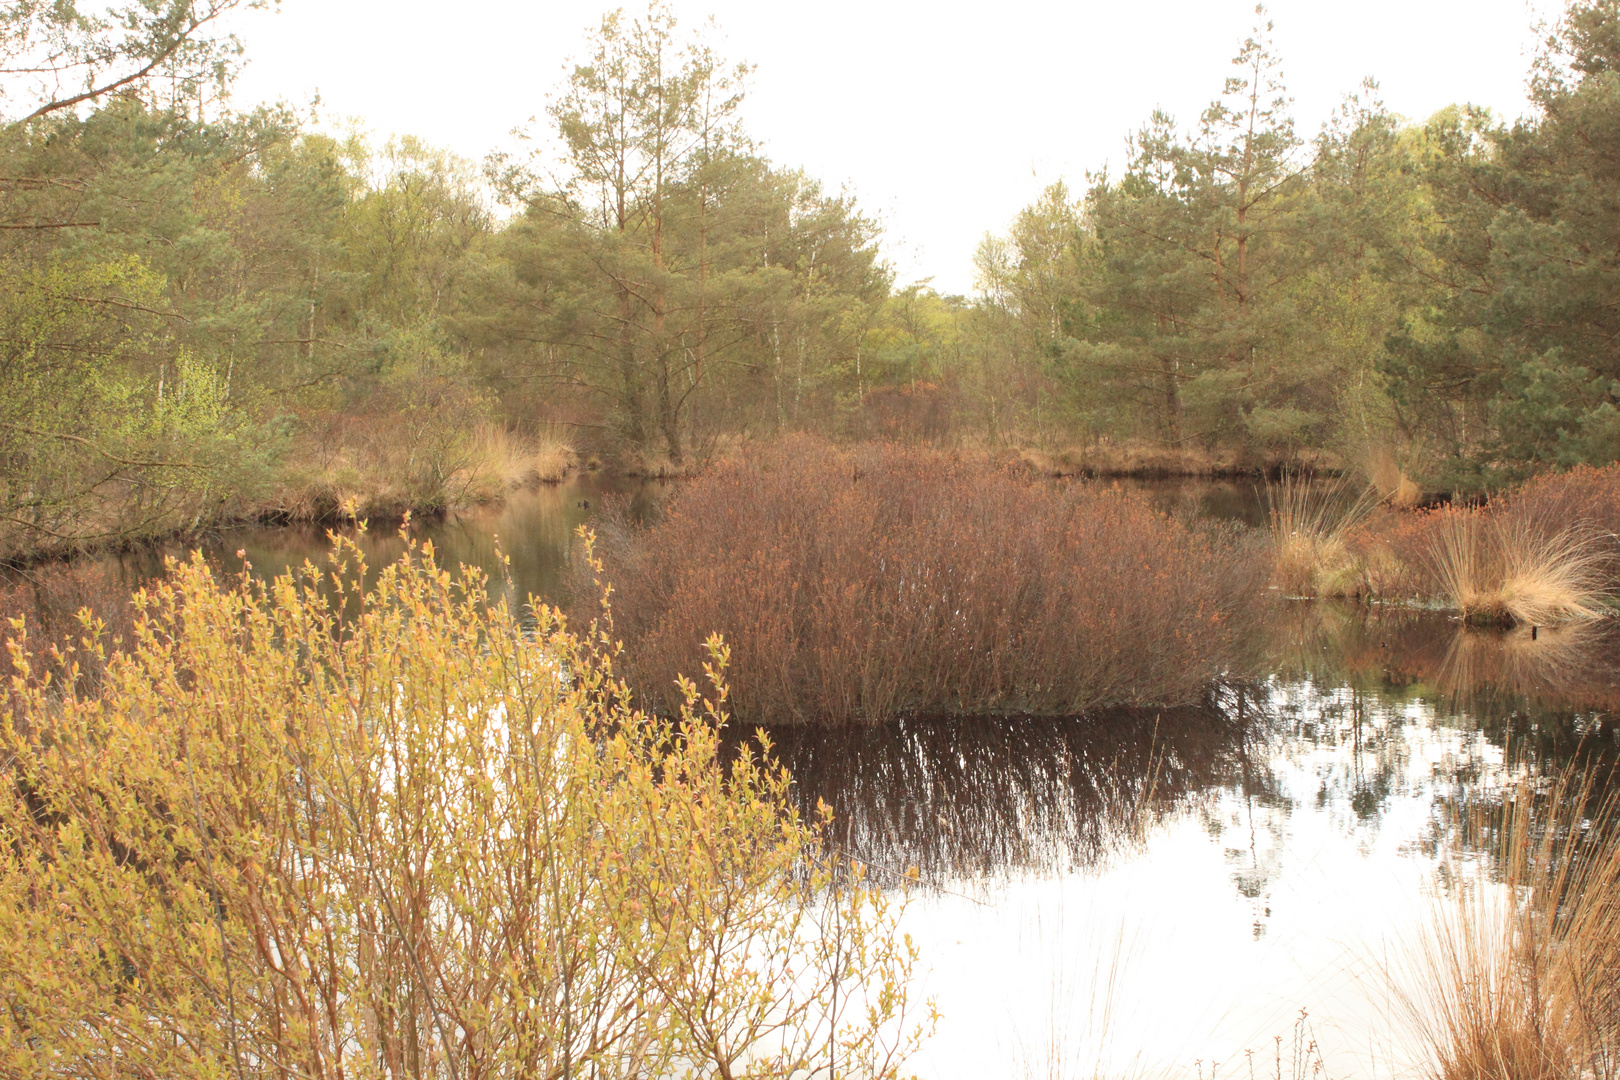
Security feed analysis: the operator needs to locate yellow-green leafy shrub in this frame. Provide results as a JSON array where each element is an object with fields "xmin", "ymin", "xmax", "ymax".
[{"xmin": 1, "ymin": 532, "xmax": 929, "ymax": 1080}]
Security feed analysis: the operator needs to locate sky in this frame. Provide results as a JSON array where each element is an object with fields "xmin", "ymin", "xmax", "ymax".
[{"xmin": 226, "ymin": 0, "xmax": 1552, "ymax": 295}]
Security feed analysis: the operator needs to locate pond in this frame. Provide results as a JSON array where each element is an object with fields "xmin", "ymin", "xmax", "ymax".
[{"xmin": 4, "ymin": 476, "xmax": 1615, "ymax": 1079}]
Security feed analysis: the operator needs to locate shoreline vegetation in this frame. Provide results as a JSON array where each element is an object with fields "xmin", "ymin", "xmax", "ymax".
[
  {"xmin": 0, "ymin": 428, "xmax": 1331, "ymax": 569},
  {"xmin": 0, "ymin": 424, "xmax": 1360, "ymax": 570},
  {"xmin": 0, "ymin": 537, "xmax": 932, "ymax": 1078}
]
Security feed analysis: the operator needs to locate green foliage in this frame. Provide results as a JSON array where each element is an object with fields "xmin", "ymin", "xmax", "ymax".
[
  {"xmin": 469, "ymin": 5, "xmax": 890, "ymax": 461},
  {"xmin": 970, "ymin": 4, "xmax": 1620, "ymax": 490}
]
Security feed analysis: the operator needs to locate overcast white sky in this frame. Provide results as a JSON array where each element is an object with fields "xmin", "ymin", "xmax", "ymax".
[{"xmin": 227, "ymin": 0, "xmax": 1551, "ymax": 294}]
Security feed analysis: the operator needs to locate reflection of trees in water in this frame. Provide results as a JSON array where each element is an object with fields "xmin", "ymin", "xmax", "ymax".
[
  {"xmin": 746, "ymin": 696, "xmax": 1256, "ymax": 884},
  {"xmin": 1265, "ymin": 602, "xmax": 1620, "ymax": 770}
]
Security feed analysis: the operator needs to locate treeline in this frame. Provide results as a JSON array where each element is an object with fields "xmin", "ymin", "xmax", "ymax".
[
  {"xmin": 0, "ymin": 1, "xmax": 914, "ymax": 559},
  {"xmin": 975, "ymin": 1, "xmax": 1620, "ymax": 494},
  {"xmin": 9, "ymin": 0, "xmax": 1620, "ymax": 560}
]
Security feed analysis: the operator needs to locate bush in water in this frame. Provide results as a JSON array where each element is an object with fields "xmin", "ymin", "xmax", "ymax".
[{"xmin": 590, "ymin": 437, "xmax": 1269, "ymax": 725}]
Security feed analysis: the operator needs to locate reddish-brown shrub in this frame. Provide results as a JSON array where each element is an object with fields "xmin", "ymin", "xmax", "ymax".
[
  {"xmin": 1499, "ymin": 463, "xmax": 1620, "ymax": 541},
  {"xmin": 587, "ymin": 437, "xmax": 1270, "ymax": 725},
  {"xmin": 0, "ymin": 557, "xmax": 145, "ymax": 687}
]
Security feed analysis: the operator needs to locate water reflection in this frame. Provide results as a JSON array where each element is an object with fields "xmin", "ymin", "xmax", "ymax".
[
  {"xmin": 1267, "ymin": 603, "xmax": 1620, "ymax": 767},
  {"xmin": 213, "ymin": 473, "xmax": 663, "ymax": 609},
  {"xmin": 0, "ymin": 475, "xmax": 663, "ymax": 679},
  {"xmin": 1126, "ymin": 477, "xmax": 1273, "ymax": 527},
  {"xmin": 751, "ymin": 701, "xmax": 1254, "ymax": 884},
  {"xmin": 710, "ymin": 606, "xmax": 1619, "ymax": 902}
]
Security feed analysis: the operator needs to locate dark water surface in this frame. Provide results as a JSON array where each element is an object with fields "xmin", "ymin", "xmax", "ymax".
[{"xmin": 4, "ymin": 476, "xmax": 1617, "ymax": 1078}]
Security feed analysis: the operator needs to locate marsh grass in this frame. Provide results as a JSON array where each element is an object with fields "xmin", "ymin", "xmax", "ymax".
[
  {"xmin": 1267, "ymin": 475, "xmax": 1378, "ymax": 598},
  {"xmin": 1426, "ymin": 513, "xmax": 1609, "ymax": 627},
  {"xmin": 531, "ymin": 425, "xmax": 578, "ymax": 482},
  {"xmin": 1402, "ymin": 771, "xmax": 1620, "ymax": 1080}
]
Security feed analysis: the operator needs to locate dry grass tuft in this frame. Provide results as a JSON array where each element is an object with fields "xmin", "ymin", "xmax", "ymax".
[
  {"xmin": 531, "ymin": 430, "xmax": 576, "ymax": 484},
  {"xmin": 1426, "ymin": 513, "xmax": 1609, "ymax": 627},
  {"xmin": 1403, "ymin": 770, "xmax": 1620, "ymax": 1080},
  {"xmin": 271, "ymin": 419, "xmax": 577, "ymax": 523},
  {"xmin": 1019, "ymin": 440, "xmax": 1247, "ymax": 479},
  {"xmin": 475, "ymin": 423, "xmax": 577, "ymax": 486},
  {"xmin": 1268, "ymin": 475, "xmax": 1377, "ymax": 598},
  {"xmin": 1363, "ymin": 446, "xmax": 1423, "ymax": 508}
]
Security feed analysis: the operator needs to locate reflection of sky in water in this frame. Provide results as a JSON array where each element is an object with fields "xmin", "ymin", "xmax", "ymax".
[{"xmin": 875, "ymin": 683, "xmax": 1515, "ymax": 1080}]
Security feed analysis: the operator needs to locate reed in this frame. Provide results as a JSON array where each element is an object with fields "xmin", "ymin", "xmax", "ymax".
[
  {"xmin": 1403, "ymin": 770, "xmax": 1620, "ymax": 1080},
  {"xmin": 588, "ymin": 437, "xmax": 1269, "ymax": 725}
]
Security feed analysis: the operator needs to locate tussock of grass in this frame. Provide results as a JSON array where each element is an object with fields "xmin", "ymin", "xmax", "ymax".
[
  {"xmin": 1268, "ymin": 475, "xmax": 1377, "ymax": 598},
  {"xmin": 1018, "ymin": 440, "xmax": 1237, "ymax": 478},
  {"xmin": 532, "ymin": 437, "xmax": 576, "ymax": 483},
  {"xmin": 272, "ymin": 420, "xmax": 576, "ymax": 523},
  {"xmin": 1427, "ymin": 514, "xmax": 1609, "ymax": 627},
  {"xmin": 476, "ymin": 423, "xmax": 577, "ymax": 486},
  {"xmin": 1401, "ymin": 771, "xmax": 1620, "ymax": 1080},
  {"xmin": 1363, "ymin": 446, "xmax": 1423, "ymax": 508}
]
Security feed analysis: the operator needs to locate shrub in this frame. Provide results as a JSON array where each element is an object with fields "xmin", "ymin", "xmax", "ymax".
[
  {"xmin": 1499, "ymin": 464, "xmax": 1620, "ymax": 547},
  {"xmin": 590, "ymin": 438, "xmax": 1269, "ymax": 725},
  {"xmin": 0, "ymin": 533, "xmax": 929, "ymax": 1080}
]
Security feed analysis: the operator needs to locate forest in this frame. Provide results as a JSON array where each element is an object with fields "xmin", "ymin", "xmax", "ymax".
[{"xmin": 5, "ymin": 0, "xmax": 1620, "ymax": 561}]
